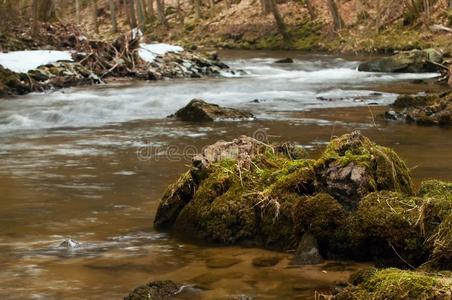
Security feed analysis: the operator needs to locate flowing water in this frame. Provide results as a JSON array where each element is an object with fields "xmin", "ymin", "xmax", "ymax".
[{"xmin": 0, "ymin": 50, "xmax": 450, "ymax": 299}]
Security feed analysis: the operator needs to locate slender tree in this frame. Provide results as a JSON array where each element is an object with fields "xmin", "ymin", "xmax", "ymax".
[
  {"xmin": 147, "ymin": 0, "xmax": 154, "ymax": 18},
  {"xmin": 75, "ymin": 0, "xmax": 80, "ymax": 24},
  {"xmin": 110, "ymin": 0, "xmax": 118, "ymax": 33},
  {"xmin": 93, "ymin": 0, "xmax": 99, "ymax": 34},
  {"xmin": 326, "ymin": 0, "xmax": 344, "ymax": 31},
  {"xmin": 268, "ymin": 0, "xmax": 289, "ymax": 40},
  {"xmin": 376, "ymin": 0, "xmax": 381, "ymax": 32},
  {"xmin": 32, "ymin": 0, "xmax": 39, "ymax": 36},
  {"xmin": 260, "ymin": 0, "xmax": 271, "ymax": 15},
  {"xmin": 137, "ymin": 0, "xmax": 146, "ymax": 26},
  {"xmin": 129, "ymin": 0, "xmax": 138, "ymax": 28},
  {"xmin": 194, "ymin": 0, "xmax": 201, "ymax": 19},
  {"xmin": 449, "ymin": 0, "xmax": 452, "ymax": 9},
  {"xmin": 156, "ymin": 0, "xmax": 166, "ymax": 26},
  {"xmin": 304, "ymin": 0, "xmax": 316, "ymax": 21},
  {"xmin": 209, "ymin": 0, "xmax": 215, "ymax": 16}
]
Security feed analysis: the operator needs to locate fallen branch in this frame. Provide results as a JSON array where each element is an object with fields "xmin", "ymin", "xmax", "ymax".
[{"xmin": 430, "ymin": 24, "xmax": 452, "ymax": 33}]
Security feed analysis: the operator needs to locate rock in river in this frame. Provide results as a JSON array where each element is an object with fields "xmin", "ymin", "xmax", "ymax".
[
  {"xmin": 384, "ymin": 90, "xmax": 451, "ymax": 126},
  {"xmin": 358, "ymin": 48, "xmax": 443, "ymax": 73},
  {"xmin": 274, "ymin": 58, "xmax": 294, "ymax": 63},
  {"xmin": 124, "ymin": 280, "xmax": 181, "ymax": 300},
  {"xmin": 292, "ymin": 232, "xmax": 322, "ymax": 265},
  {"xmin": 170, "ymin": 99, "xmax": 254, "ymax": 122}
]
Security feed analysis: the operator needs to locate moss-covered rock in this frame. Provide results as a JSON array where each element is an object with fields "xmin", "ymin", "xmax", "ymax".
[
  {"xmin": 351, "ymin": 191, "xmax": 428, "ymax": 266},
  {"xmin": 358, "ymin": 48, "xmax": 443, "ymax": 73},
  {"xmin": 417, "ymin": 180, "xmax": 452, "ymax": 271},
  {"xmin": 154, "ymin": 132, "xmax": 424, "ymax": 260},
  {"xmin": 124, "ymin": 280, "xmax": 181, "ymax": 300},
  {"xmin": 315, "ymin": 131, "xmax": 413, "ymax": 209},
  {"xmin": 0, "ymin": 65, "xmax": 31, "ymax": 96},
  {"xmin": 170, "ymin": 99, "xmax": 254, "ymax": 122},
  {"xmin": 335, "ymin": 268, "xmax": 452, "ymax": 300},
  {"xmin": 385, "ymin": 91, "xmax": 452, "ymax": 126}
]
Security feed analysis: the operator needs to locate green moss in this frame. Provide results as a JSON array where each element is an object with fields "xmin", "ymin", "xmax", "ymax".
[
  {"xmin": 351, "ymin": 191, "xmax": 428, "ymax": 266},
  {"xmin": 336, "ymin": 268, "xmax": 452, "ymax": 300},
  {"xmin": 155, "ymin": 132, "xmax": 451, "ymax": 269},
  {"xmin": 418, "ymin": 180, "xmax": 452, "ymax": 270},
  {"xmin": 317, "ymin": 132, "xmax": 413, "ymax": 195},
  {"xmin": 293, "ymin": 193, "xmax": 349, "ymax": 255}
]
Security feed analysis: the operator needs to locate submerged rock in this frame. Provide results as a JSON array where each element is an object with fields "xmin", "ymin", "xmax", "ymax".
[
  {"xmin": 251, "ymin": 256, "xmax": 282, "ymax": 267},
  {"xmin": 292, "ymin": 232, "xmax": 322, "ymax": 265},
  {"xmin": 358, "ymin": 48, "xmax": 443, "ymax": 73},
  {"xmin": 59, "ymin": 239, "xmax": 81, "ymax": 249},
  {"xmin": 124, "ymin": 280, "xmax": 181, "ymax": 300},
  {"xmin": 170, "ymin": 99, "xmax": 254, "ymax": 122},
  {"xmin": 205, "ymin": 257, "xmax": 242, "ymax": 268},
  {"xmin": 384, "ymin": 91, "xmax": 451, "ymax": 126},
  {"xmin": 274, "ymin": 58, "xmax": 294, "ymax": 63}
]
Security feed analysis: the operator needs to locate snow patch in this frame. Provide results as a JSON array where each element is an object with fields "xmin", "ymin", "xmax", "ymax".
[
  {"xmin": 0, "ymin": 50, "xmax": 73, "ymax": 73},
  {"xmin": 139, "ymin": 43, "xmax": 184, "ymax": 63}
]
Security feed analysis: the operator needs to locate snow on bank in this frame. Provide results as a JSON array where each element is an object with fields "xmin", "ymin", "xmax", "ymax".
[
  {"xmin": 139, "ymin": 43, "xmax": 184, "ymax": 63},
  {"xmin": 0, "ymin": 50, "xmax": 73, "ymax": 73}
]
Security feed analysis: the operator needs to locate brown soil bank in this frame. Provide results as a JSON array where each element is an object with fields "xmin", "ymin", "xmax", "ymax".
[{"xmin": 153, "ymin": 131, "xmax": 452, "ymax": 297}]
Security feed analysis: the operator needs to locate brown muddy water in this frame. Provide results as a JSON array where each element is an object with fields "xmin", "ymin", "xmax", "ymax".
[{"xmin": 0, "ymin": 50, "xmax": 451, "ymax": 299}]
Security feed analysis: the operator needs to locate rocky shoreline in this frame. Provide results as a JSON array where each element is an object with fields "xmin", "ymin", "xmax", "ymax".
[
  {"xmin": 0, "ymin": 30, "xmax": 234, "ymax": 97},
  {"xmin": 141, "ymin": 131, "xmax": 452, "ymax": 299}
]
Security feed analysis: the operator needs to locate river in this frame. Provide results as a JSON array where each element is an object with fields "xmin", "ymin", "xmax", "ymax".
[{"xmin": 0, "ymin": 50, "xmax": 450, "ymax": 299}]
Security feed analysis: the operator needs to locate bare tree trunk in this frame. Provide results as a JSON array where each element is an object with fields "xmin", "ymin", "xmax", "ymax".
[
  {"xmin": 423, "ymin": 0, "xmax": 430, "ymax": 27},
  {"xmin": 304, "ymin": 0, "xmax": 316, "ymax": 20},
  {"xmin": 260, "ymin": 0, "xmax": 271, "ymax": 14},
  {"xmin": 75, "ymin": 0, "xmax": 80, "ymax": 24},
  {"xmin": 449, "ymin": 0, "xmax": 452, "ymax": 9},
  {"xmin": 176, "ymin": 0, "xmax": 183, "ymax": 23},
  {"xmin": 209, "ymin": 0, "xmax": 215, "ymax": 16},
  {"xmin": 93, "ymin": 0, "xmax": 99, "ymax": 34},
  {"xmin": 110, "ymin": 0, "xmax": 118, "ymax": 33},
  {"xmin": 32, "ymin": 0, "xmax": 39, "ymax": 36},
  {"xmin": 129, "ymin": 0, "xmax": 138, "ymax": 28},
  {"xmin": 268, "ymin": 0, "xmax": 289, "ymax": 40},
  {"xmin": 137, "ymin": 0, "xmax": 146, "ymax": 26},
  {"xmin": 194, "ymin": 0, "xmax": 201, "ymax": 19},
  {"xmin": 326, "ymin": 0, "xmax": 344, "ymax": 31},
  {"xmin": 147, "ymin": 0, "xmax": 154, "ymax": 17},
  {"xmin": 156, "ymin": 0, "xmax": 166, "ymax": 26},
  {"xmin": 376, "ymin": 0, "xmax": 381, "ymax": 32},
  {"xmin": 225, "ymin": 0, "xmax": 231, "ymax": 9}
]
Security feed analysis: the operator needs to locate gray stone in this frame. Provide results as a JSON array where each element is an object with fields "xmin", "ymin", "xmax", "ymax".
[
  {"xmin": 358, "ymin": 49, "xmax": 443, "ymax": 73},
  {"xmin": 293, "ymin": 232, "xmax": 322, "ymax": 265}
]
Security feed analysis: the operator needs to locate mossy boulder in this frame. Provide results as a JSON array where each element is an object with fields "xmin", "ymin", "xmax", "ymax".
[
  {"xmin": 315, "ymin": 131, "xmax": 413, "ymax": 209},
  {"xmin": 154, "ymin": 132, "xmax": 419, "ymax": 257},
  {"xmin": 170, "ymin": 99, "xmax": 255, "ymax": 122},
  {"xmin": 418, "ymin": 180, "xmax": 452, "ymax": 271},
  {"xmin": 0, "ymin": 65, "xmax": 31, "ymax": 96},
  {"xmin": 335, "ymin": 268, "xmax": 452, "ymax": 300},
  {"xmin": 358, "ymin": 48, "xmax": 443, "ymax": 73},
  {"xmin": 386, "ymin": 91, "xmax": 452, "ymax": 126},
  {"xmin": 350, "ymin": 191, "xmax": 428, "ymax": 266}
]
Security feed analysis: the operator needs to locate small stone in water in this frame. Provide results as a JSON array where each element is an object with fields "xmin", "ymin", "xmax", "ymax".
[{"xmin": 59, "ymin": 239, "xmax": 81, "ymax": 249}]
